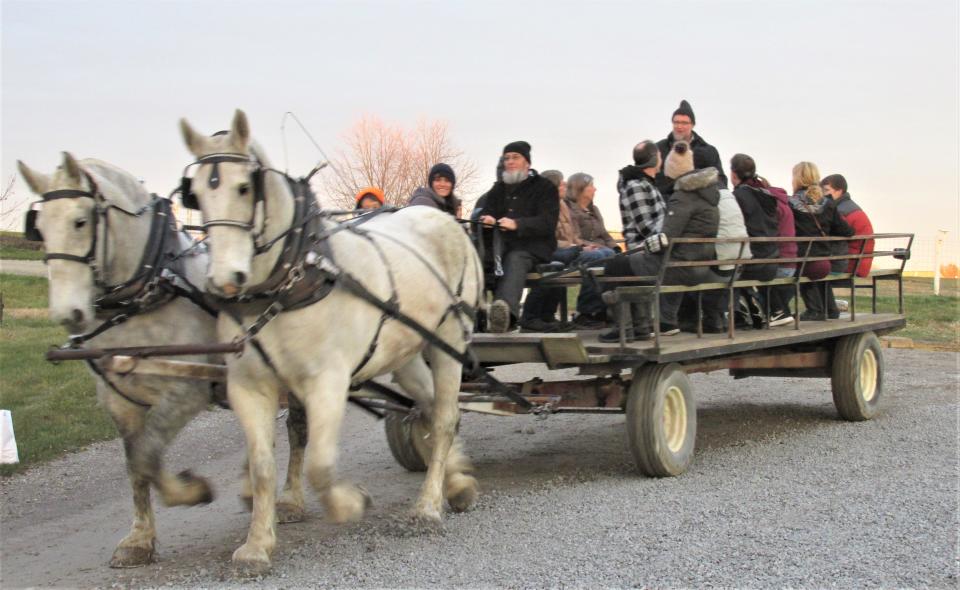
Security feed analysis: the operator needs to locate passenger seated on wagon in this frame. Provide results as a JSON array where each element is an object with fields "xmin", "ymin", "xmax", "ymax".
[
  {"xmin": 727, "ymin": 153, "xmax": 782, "ymax": 329},
  {"xmin": 821, "ymin": 174, "xmax": 875, "ymax": 277},
  {"xmin": 519, "ymin": 170, "xmax": 577, "ymax": 332},
  {"xmin": 478, "ymin": 141, "xmax": 560, "ymax": 333},
  {"xmin": 599, "ymin": 141, "xmax": 724, "ymax": 342},
  {"xmin": 408, "ymin": 163, "xmax": 461, "ymax": 217},
  {"xmin": 789, "ymin": 161, "xmax": 854, "ymax": 321},
  {"xmin": 730, "ymin": 155, "xmax": 796, "ymax": 325},
  {"xmin": 679, "ymin": 180, "xmax": 751, "ymax": 333},
  {"xmin": 355, "ymin": 186, "xmax": 385, "ymax": 210},
  {"xmin": 618, "ymin": 140, "xmax": 667, "ymax": 249},
  {"xmin": 564, "ymin": 172, "xmax": 620, "ymax": 328}
]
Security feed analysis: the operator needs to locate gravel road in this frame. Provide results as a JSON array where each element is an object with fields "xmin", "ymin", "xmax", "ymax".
[{"xmin": 1, "ymin": 349, "xmax": 956, "ymax": 589}]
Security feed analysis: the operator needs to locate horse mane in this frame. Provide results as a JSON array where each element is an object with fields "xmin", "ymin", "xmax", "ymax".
[{"xmin": 80, "ymin": 158, "xmax": 154, "ymax": 212}]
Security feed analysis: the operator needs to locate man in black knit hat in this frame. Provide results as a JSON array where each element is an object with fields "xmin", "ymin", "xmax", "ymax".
[
  {"xmin": 478, "ymin": 141, "xmax": 560, "ymax": 332},
  {"xmin": 655, "ymin": 100, "xmax": 727, "ymax": 195}
]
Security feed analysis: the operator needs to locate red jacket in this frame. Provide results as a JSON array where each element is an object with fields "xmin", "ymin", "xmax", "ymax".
[{"xmin": 834, "ymin": 193, "xmax": 874, "ymax": 276}]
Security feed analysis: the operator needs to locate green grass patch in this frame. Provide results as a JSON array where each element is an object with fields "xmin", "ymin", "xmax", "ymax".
[
  {"xmin": 1, "ymin": 273, "xmax": 49, "ymax": 309},
  {"xmin": 0, "ymin": 231, "xmax": 44, "ymax": 260},
  {"xmin": 0, "ymin": 316, "xmax": 114, "ymax": 476}
]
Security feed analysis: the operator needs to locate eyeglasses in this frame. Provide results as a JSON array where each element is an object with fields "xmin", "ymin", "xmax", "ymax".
[{"xmin": 672, "ymin": 120, "xmax": 693, "ymax": 126}]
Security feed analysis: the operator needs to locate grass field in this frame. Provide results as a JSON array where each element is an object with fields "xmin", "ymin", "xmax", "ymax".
[{"xmin": 1, "ymin": 273, "xmax": 114, "ymax": 475}]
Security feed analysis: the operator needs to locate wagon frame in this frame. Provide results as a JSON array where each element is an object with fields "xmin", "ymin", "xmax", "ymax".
[{"xmin": 48, "ymin": 232, "xmax": 913, "ymax": 477}]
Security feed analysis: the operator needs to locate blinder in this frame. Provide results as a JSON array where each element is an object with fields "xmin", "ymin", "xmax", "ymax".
[{"xmin": 24, "ymin": 207, "xmax": 42, "ymax": 241}]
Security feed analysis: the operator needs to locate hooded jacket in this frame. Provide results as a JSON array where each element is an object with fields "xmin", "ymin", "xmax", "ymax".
[
  {"xmin": 834, "ymin": 192, "xmax": 875, "ymax": 276},
  {"xmin": 478, "ymin": 170, "xmax": 560, "ymax": 261},
  {"xmin": 732, "ymin": 184, "xmax": 781, "ymax": 260},
  {"xmin": 408, "ymin": 186, "xmax": 460, "ymax": 216},
  {"xmin": 655, "ymin": 130, "xmax": 727, "ymax": 195},
  {"xmin": 662, "ymin": 167, "xmax": 721, "ymax": 261},
  {"xmin": 789, "ymin": 189, "xmax": 854, "ymax": 259}
]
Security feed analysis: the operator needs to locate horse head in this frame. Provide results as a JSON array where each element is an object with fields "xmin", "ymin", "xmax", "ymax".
[
  {"xmin": 180, "ymin": 109, "xmax": 274, "ymax": 297},
  {"xmin": 18, "ymin": 152, "xmax": 152, "ymax": 333}
]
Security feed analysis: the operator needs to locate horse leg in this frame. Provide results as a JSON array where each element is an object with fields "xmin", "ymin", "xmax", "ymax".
[
  {"xmin": 277, "ymin": 394, "xmax": 307, "ymax": 523},
  {"xmin": 100, "ymin": 389, "xmax": 156, "ymax": 568},
  {"xmin": 228, "ymin": 378, "xmax": 280, "ymax": 573},
  {"xmin": 301, "ymin": 371, "xmax": 370, "ymax": 523},
  {"xmin": 393, "ymin": 355, "xmax": 477, "ymax": 515},
  {"xmin": 236, "ymin": 396, "xmax": 306, "ymax": 523},
  {"xmin": 125, "ymin": 386, "xmax": 214, "ymax": 508}
]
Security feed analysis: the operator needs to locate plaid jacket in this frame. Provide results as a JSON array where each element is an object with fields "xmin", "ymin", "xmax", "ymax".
[{"xmin": 618, "ymin": 168, "xmax": 666, "ymax": 248}]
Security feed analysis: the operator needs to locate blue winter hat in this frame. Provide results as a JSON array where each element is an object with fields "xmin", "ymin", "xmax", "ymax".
[{"xmin": 428, "ymin": 163, "xmax": 456, "ymax": 190}]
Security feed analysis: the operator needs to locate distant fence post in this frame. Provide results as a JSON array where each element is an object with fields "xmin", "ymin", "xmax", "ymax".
[{"xmin": 933, "ymin": 230, "xmax": 947, "ymax": 296}]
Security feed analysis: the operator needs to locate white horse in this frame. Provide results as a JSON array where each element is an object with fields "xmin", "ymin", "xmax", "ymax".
[
  {"xmin": 17, "ymin": 153, "xmax": 309, "ymax": 568},
  {"xmin": 179, "ymin": 109, "xmax": 483, "ymax": 573}
]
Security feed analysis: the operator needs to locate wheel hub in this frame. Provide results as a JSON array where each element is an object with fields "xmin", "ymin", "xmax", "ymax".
[
  {"xmin": 662, "ymin": 385, "xmax": 688, "ymax": 453},
  {"xmin": 860, "ymin": 348, "xmax": 878, "ymax": 402}
]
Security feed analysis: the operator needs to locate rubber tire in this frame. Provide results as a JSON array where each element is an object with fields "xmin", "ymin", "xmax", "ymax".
[
  {"xmin": 626, "ymin": 363, "xmax": 697, "ymax": 477},
  {"xmin": 384, "ymin": 412, "xmax": 428, "ymax": 472},
  {"xmin": 831, "ymin": 331, "xmax": 884, "ymax": 421}
]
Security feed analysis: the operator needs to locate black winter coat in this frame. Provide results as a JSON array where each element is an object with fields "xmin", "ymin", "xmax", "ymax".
[
  {"xmin": 789, "ymin": 189, "xmax": 853, "ymax": 259},
  {"xmin": 733, "ymin": 184, "xmax": 781, "ymax": 260},
  {"xmin": 662, "ymin": 167, "xmax": 721, "ymax": 261},
  {"xmin": 478, "ymin": 170, "xmax": 560, "ymax": 262},
  {"xmin": 656, "ymin": 131, "xmax": 727, "ymax": 195}
]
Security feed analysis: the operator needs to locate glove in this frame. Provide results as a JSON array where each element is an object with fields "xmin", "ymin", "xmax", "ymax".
[{"xmin": 643, "ymin": 233, "xmax": 669, "ymax": 253}]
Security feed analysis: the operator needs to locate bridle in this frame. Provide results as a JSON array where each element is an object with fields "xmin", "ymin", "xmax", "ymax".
[
  {"xmin": 25, "ymin": 172, "xmax": 157, "ymax": 292},
  {"xmin": 179, "ymin": 152, "xmax": 282, "ymax": 254}
]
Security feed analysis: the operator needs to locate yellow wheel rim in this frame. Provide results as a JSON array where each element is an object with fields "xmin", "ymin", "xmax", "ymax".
[
  {"xmin": 663, "ymin": 385, "xmax": 688, "ymax": 453},
  {"xmin": 860, "ymin": 348, "xmax": 878, "ymax": 402}
]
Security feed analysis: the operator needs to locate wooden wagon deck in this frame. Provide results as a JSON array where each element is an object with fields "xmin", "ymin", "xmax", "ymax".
[{"xmin": 471, "ymin": 312, "xmax": 906, "ymax": 368}]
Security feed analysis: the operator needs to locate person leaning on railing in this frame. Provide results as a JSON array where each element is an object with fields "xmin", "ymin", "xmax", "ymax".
[
  {"xmin": 599, "ymin": 141, "xmax": 725, "ymax": 342},
  {"xmin": 789, "ymin": 161, "xmax": 853, "ymax": 321}
]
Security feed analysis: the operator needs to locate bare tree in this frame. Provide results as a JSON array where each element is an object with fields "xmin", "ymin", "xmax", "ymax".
[{"xmin": 320, "ymin": 115, "xmax": 479, "ymax": 211}]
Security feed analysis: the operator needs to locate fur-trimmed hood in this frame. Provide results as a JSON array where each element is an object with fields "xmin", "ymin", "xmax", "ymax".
[{"xmin": 672, "ymin": 167, "xmax": 720, "ymax": 206}]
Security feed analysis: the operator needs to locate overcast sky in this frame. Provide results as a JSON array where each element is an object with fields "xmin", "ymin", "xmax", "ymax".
[{"xmin": 3, "ymin": 0, "xmax": 958, "ymax": 251}]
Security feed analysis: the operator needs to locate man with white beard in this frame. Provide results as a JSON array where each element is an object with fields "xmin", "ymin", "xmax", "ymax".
[{"xmin": 478, "ymin": 141, "xmax": 560, "ymax": 333}]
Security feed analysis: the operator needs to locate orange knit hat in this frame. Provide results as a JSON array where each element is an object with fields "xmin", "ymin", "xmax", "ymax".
[{"xmin": 354, "ymin": 186, "xmax": 385, "ymax": 206}]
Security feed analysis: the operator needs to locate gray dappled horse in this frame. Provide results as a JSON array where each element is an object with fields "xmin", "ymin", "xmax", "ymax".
[
  {"xmin": 179, "ymin": 110, "xmax": 483, "ymax": 573},
  {"xmin": 17, "ymin": 154, "xmax": 308, "ymax": 568}
]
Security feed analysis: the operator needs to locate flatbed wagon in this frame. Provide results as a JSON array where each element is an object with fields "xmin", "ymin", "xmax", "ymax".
[{"xmin": 49, "ymin": 233, "xmax": 912, "ymax": 478}]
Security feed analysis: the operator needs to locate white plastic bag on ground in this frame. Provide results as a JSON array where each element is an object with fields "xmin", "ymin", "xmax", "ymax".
[{"xmin": 1, "ymin": 410, "xmax": 20, "ymax": 464}]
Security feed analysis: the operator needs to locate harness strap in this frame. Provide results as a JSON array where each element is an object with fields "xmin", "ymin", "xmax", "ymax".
[
  {"xmin": 328, "ymin": 268, "xmax": 532, "ymax": 409},
  {"xmin": 85, "ymin": 359, "xmax": 152, "ymax": 409}
]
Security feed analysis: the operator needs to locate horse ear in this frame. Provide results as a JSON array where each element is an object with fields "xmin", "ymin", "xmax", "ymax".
[
  {"xmin": 17, "ymin": 160, "xmax": 50, "ymax": 195},
  {"xmin": 180, "ymin": 117, "xmax": 205, "ymax": 156},
  {"xmin": 230, "ymin": 109, "xmax": 250, "ymax": 150},
  {"xmin": 62, "ymin": 152, "xmax": 83, "ymax": 182}
]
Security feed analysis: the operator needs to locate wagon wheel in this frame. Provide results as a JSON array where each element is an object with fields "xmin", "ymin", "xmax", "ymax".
[
  {"xmin": 384, "ymin": 411, "xmax": 429, "ymax": 472},
  {"xmin": 625, "ymin": 363, "xmax": 697, "ymax": 477},
  {"xmin": 831, "ymin": 331, "xmax": 884, "ymax": 421}
]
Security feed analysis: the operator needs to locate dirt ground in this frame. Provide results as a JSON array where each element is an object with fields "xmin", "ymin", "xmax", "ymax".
[{"xmin": 1, "ymin": 349, "xmax": 957, "ymax": 589}]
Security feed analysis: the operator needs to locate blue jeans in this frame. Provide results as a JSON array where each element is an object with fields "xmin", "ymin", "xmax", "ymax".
[{"xmin": 575, "ymin": 247, "xmax": 616, "ymax": 316}]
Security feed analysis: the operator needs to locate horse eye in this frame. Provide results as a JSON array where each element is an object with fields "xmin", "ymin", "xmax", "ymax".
[
  {"xmin": 74, "ymin": 218, "xmax": 87, "ymax": 229},
  {"xmin": 238, "ymin": 183, "xmax": 250, "ymax": 195}
]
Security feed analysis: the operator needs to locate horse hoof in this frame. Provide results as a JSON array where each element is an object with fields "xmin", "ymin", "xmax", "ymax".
[
  {"xmin": 412, "ymin": 502, "xmax": 443, "ymax": 525},
  {"xmin": 231, "ymin": 544, "xmax": 271, "ymax": 577},
  {"xmin": 276, "ymin": 501, "xmax": 305, "ymax": 524},
  {"xmin": 445, "ymin": 473, "xmax": 479, "ymax": 513},
  {"xmin": 163, "ymin": 470, "xmax": 214, "ymax": 507},
  {"xmin": 109, "ymin": 544, "xmax": 155, "ymax": 568},
  {"xmin": 324, "ymin": 484, "xmax": 369, "ymax": 524}
]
